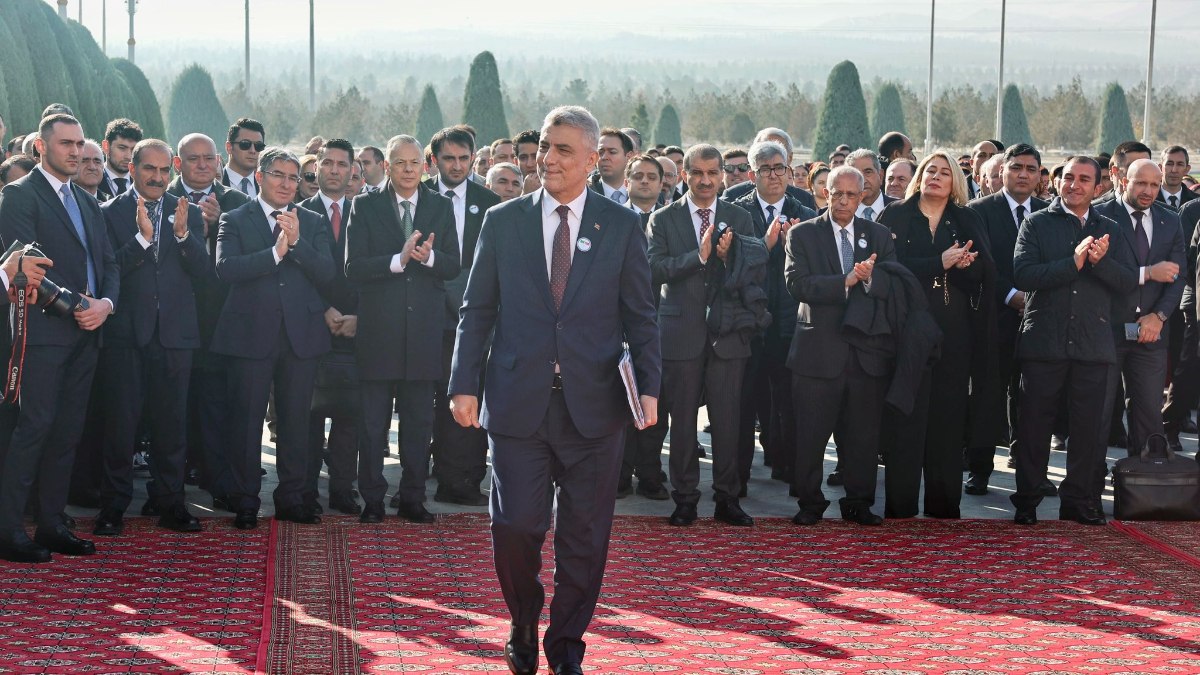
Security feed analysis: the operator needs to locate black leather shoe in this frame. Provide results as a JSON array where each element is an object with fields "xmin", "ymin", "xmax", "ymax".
[
  {"xmin": 305, "ymin": 499, "xmax": 324, "ymax": 516},
  {"xmin": 276, "ymin": 505, "xmax": 321, "ymax": 525},
  {"xmin": 792, "ymin": 510, "xmax": 821, "ymax": 526},
  {"xmin": 159, "ymin": 506, "xmax": 202, "ymax": 532},
  {"xmin": 552, "ymin": 663, "xmax": 583, "ymax": 675},
  {"xmin": 1060, "ymin": 504, "xmax": 1106, "ymax": 525},
  {"xmin": 714, "ymin": 500, "xmax": 753, "ymax": 526},
  {"xmin": 360, "ymin": 502, "xmax": 385, "ymax": 524},
  {"xmin": 636, "ymin": 480, "xmax": 669, "ymax": 500},
  {"xmin": 34, "ymin": 525, "xmax": 96, "ymax": 556},
  {"xmin": 963, "ymin": 474, "xmax": 989, "ymax": 496},
  {"xmin": 434, "ymin": 486, "xmax": 489, "ymax": 507},
  {"xmin": 233, "ymin": 510, "xmax": 258, "ymax": 530},
  {"xmin": 396, "ymin": 501, "xmax": 436, "ymax": 524},
  {"xmin": 0, "ymin": 531, "xmax": 51, "ymax": 563},
  {"xmin": 1014, "ymin": 508, "xmax": 1038, "ymax": 525},
  {"xmin": 504, "ymin": 623, "xmax": 539, "ymax": 675},
  {"xmin": 389, "ymin": 493, "xmax": 403, "ymax": 508},
  {"xmin": 61, "ymin": 513, "xmax": 76, "ymax": 530},
  {"xmin": 668, "ymin": 503, "xmax": 697, "ymax": 526},
  {"xmin": 329, "ymin": 492, "xmax": 363, "ymax": 515},
  {"xmin": 841, "ymin": 507, "xmax": 883, "ymax": 526},
  {"xmin": 695, "ymin": 441, "xmax": 706, "ymax": 458},
  {"xmin": 1037, "ymin": 478, "xmax": 1058, "ymax": 497},
  {"xmin": 826, "ymin": 471, "xmax": 843, "ymax": 486},
  {"xmin": 212, "ymin": 494, "xmax": 235, "ymax": 512},
  {"xmin": 93, "ymin": 510, "xmax": 124, "ymax": 536},
  {"xmin": 140, "ymin": 499, "xmax": 160, "ymax": 517}
]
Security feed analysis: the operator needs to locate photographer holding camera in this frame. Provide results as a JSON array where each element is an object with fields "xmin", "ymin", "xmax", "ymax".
[{"xmin": 0, "ymin": 114, "xmax": 118, "ymax": 564}]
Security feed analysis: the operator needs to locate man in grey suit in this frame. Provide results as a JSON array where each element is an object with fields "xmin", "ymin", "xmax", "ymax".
[{"xmin": 449, "ymin": 106, "xmax": 660, "ymax": 675}]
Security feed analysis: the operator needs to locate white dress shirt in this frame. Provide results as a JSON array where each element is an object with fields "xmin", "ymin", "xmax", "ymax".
[
  {"xmin": 855, "ymin": 193, "xmax": 885, "ymax": 221},
  {"xmin": 757, "ymin": 194, "xmax": 786, "ymax": 224},
  {"xmin": 227, "ymin": 167, "xmax": 257, "ymax": 199},
  {"xmin": 600, "ymin": 180, "xmax": 627, "ymax": 204},
  {"xmin": 388, "ymin": 189, "xmax": 435, "ymax": 273},
  {"xmin": 258, "ymin": 197, "xmax": 289, "ymax": 264},
  {"xmin": 1125, "ymin": 200, "xmax": 1155, "ymax": 286},
  {"xmin": 540, "ymin": 187, "xmax": 586, "ymax": 279},
  {"xmin": 831, "ymin": 217, "xmax": 870, "ymax": 294},
  {"xmin": 437, "ymin": 178, "xmax": 468, "ymax": 262},
  {"xmin": 1161, "ymin": 188, "xmax": 1183, "ymax": 207},
  {"xmin": 1002, "ymin": 189, "xmax": 1034, "ymax": 304},
  {"xmin": 318, "ymin": 192, "xmax": 345, "ymax": 224},
  {"xmin": 105, "ymin": 167, "xmax": 131, "ymax": 195}
]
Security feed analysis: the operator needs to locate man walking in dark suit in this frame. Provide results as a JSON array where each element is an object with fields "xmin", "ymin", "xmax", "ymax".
[
  {"xmin": 346, "ymin": 134, "xmax": 460, "ymax": 524},
  {"xmin": 964, "ymin": 143, "xmax": 1049, "ymax": 495},
  {"xmin": 424, "ymin": 126, "xmax": 500, "ymax": 506},
  {"xmin": 0, "ymin": 114, "xmax": 119, "ymax": 563},
  {"xmin": 785, "ymin": 165, "xmax": 896, "ymax": 527},
  {"xmin": 167, "ymin": 133, "xmax": 251, "ymax": 510},
  {"xmin": 93, "ymin": 139, "xmax": 209, "ymax": 537},
  {"xmin": 1011, "ymin": 156, "xmax": 1137, "ymax": 526},
  {"xmin": 648, "ymin": 144, "xmax": 758, "ymax": 528},
  {"xmin": 211, "ymin": 147, "xmax": 335, "ymax": 530},
  {"xmin": 300, "ymin": 138, "xmax": 363, "ymax": 516},
  {"xmin": 1095, "ymin": 160, "xmax": 1185, "ymax": 466},
  {"xmin": 449, "ymin": 106, "xmax": 660, "ymax": 675}
]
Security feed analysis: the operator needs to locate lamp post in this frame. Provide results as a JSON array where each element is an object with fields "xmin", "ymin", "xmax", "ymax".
[
  {"xmin": 126, "ymin": 0, "xmax": 135, "ymax": 62},
  {"xmin": 995, "ymin": 0, "xmax": 1007, "ymax": 140},
  {"xmin": 924, "ymin": 0, "xmax": 935, "ymax": 155},
  {"xmin": 1142, "ymin": 0, "xmax": 1157, "ymax": 144}
]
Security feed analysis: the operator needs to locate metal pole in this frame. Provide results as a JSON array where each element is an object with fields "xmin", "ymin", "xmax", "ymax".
[
  {"xmin": 995, "ymin": 0, "xmax": 1006, "ymax": 140},
  {"xmin": 102, "ymin": 0, "xmax": 107, "ymax": 52},
  {"xmin": 126, "ymin": 0, "xmax": 135, "ymax": 62},
  {"xmin": 1143, "ymin": 0, "xmax": 1157, "ymax": 144},
  {"xmin": 244, "ymin": 0, "xmax": 251, "ymax": 90},
  {"xmin": 925, "ymin": 0, "xmax": 935, "ymax": 154},
  {"xmin": 78, "ymin": 0, "xmax": 83, "ymax": 22},
  {"xmin": 309, "ymin": 0, "xmax": 315, "ymax": 110}
]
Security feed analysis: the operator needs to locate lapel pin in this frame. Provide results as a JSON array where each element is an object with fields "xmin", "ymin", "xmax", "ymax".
[
  {"xmin": 577, "ymin": 237, "xmax": 592, "ymax": 252},
  {"xmin": 858, "ymin": 238, "xmax": 867, "ymax": 249},
  {"xmin": 469, "ymin": 204, "xmax": 480, "ymax": 214},
  {"xmin": 167, "ymin": 214, "xmax": 175, "ymax": 224},
  {"xmin": 594, "ymin": 223, "xmax": 601, "ymax": 230}
]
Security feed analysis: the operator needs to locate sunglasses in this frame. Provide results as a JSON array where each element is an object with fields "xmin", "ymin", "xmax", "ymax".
[
  {"xmin": 723, "ymin": 163, "xmax": 751, "ymax": 173},
  {"xmin": 303, "ymin": 172, "xmax": 317, "ymax": 182},
  {"xmin": 235, "ymin": 140, "xmax": 267, "ymax": 152}
]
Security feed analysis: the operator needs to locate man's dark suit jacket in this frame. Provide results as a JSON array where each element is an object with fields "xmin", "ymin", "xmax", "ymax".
[
  {"xmin": 783, "ymin": 213, "xmax": 897, "ymax": 378},
  {"xmin": 449, "ymin": 189, "xmax": 660, "ymax": 440},
  {"xmin": 300, "ymin": 193, "xmax": 357, "ymax": 315},
  {"xmin": 1013, "ymin": 200, "xmax": 1138, "ymax": 365},
  {"xmin": 101, "ymin": 190, "xmax": 209, "ymax": 349},
  {"xmin": 1094, "ymin": 199, "xmax": 1186, "ymax": 348},
  {"xmin": 967, "ymin": 191, "xmax": 1049, "ymax": 310},
  {"xmin": 1156, "ymin": 184, "xmax": 1198, "ymax": 211},
  {"xmin": 422, "ymin": 176, "xmax": 500, "ymax": 332},
  {"xmin": 0, "ymin": 169, "xmax": 118, "ymax": 346},
  {"xmin": 722, "ymin": 181, "xmax": 817, "ymax": 211},
  {"xmin": 1181, "ymin": 200, "xmax": 1200, "ymax": 319},
  {"xmin": 345, "ymin": 184, "xmax": 460, "ymax": 381},
  {"xmin": 733, "ymin": 189, "xmax": 818, "ymax": 342},
  {"xmin": 647, "ymin": 198, "xmax": 756, "ymax": 361},
  {"xmin": 210, "ymin": 200, "xmax": 335, "ymax": 360}
]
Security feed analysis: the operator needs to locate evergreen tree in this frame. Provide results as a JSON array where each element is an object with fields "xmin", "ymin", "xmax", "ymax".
[
  {"xmin": 870, "ymin": 82, "xmax": 906, "ymax": 141},
  {"xmin": 1000, "ymin": 84, "xmax": 1033, "ymax": 147},
  {"xmin": 112, "ymin": 58, "xmax": 165, "ymax": 139},
  {"xmin": 729, "ymin": 111, "xmax": 756, "ymax": 144},
  {"xmin": 311, "ymin": 86, "xmax": 373, "ymax": 144},
  {"xmin": 48, "ymin": 19, "xmax": 100, "ymax": 138},
  {"xmin": 65, "ymin": 20, "xmax": 139, "ymax": 138},
  {"xmin": 812, "ymin": 61, "xmax": 871, "ymax": 160},
  {"xmin": 0, "ymin": 14, "xmax": 37, "ymax": 133},
  {"xmin": 1096, "ymin": 82, "xmax": 1136, "ymax": 154},
  {"xmin": 166, "ymin": 65, "xmax": 229, "ymax": 151},
  {"xmin": 654, "ymin": 104, "xmax": 681, "ymax": 147},
  {"xmin": 2, "ymin": 1, "xmax": 77, "ymax": 117},
  {"xmin": 630, "ymin": 102, "xmax": 650, "ymax": 138},
  {"xmin": 462, "ymin": 51, "xmax": 509, "ymax": 144},
  {"xmin": 415, "ymin": 85, "xmax": 444, "ymax": 144}
]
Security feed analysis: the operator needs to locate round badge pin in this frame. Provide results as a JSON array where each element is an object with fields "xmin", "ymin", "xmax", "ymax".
[
  {"xmin": 167, "ymin": 214, "xmax": 175, "ymax": 224},
  {"xmin": 577, "ymin": 237, "xmax": 592, "ymax": 252},
  {"xmin": 468, "ymin": 204, "xmax": 480, "ymax": 214},
  {"xmin": 858, "ymin": 238, "xmax": 867, "ymax": 249}
]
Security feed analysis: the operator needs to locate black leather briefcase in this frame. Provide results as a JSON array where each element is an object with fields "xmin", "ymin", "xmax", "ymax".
[
  {"xmin": 311, "ymin": 350, "xmax": 360, "ymax": 417},
  {"xmin": 1112, "ymin": 433, "xmax": 1200, "ymax": 521}
]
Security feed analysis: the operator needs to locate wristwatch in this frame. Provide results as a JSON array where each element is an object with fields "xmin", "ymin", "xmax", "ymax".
[{"xmin": 1155, "ymin": 311, "xmax": 1169, "ymax": 322}]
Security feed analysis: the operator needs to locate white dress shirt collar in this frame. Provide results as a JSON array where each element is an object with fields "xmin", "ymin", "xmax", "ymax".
[
  {"xmin": 856, "ymin": 193, "xmax": 885, "ymax": 219},
  {"xmin": 438, "ymin": 178, "xmax": 467, "ymax": 201},
  {"xmin": 38, "ymin": 165, "xmax": 69, "ymax": 197},
  {"xmin": 756, "ymin": 193, "xmax": 786, "ymax": 218},
  {"xmin": 1002, "ymin": 189, "xmax": 1032, "ymax": 214},
  {"xmin": 258, "ymin": 197, "xmax": 288, "ymax": 224},
  {"xmin": 319, "ymin": 191, "xmax": 344, "ymax": 214}
]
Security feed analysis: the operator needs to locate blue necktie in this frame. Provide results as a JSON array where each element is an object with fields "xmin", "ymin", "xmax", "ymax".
[
  {"xmin": 839, "ymin": 227, "xmax": 854, "ymax": 276},
  {"xmin": 60, "ymin": 183, "xmax": 96, "ymax": 295}
]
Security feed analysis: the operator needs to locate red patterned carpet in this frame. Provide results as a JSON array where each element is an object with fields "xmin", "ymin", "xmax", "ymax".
[
  {"xmin": 0, "ymin": 518, "xmax": 268, "ymax": 674},
  {"xmin": 263, "ymin": 514, "xmax": 1200, "ymax": 674}
]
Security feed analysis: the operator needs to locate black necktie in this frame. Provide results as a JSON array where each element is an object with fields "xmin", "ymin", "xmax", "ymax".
[
  {"xmin": 1133, "ymin": 210, "xmax": 1150, "ymax": 267},
  {"xmin": 1014, "ymin": 204, "xmax": 1026, "ymax": 229},
  {"xmin": 114, "ymin": 177, "xmax": 127, "ymax": 194},
  {"xmin": 189, "ymin": 190, "xmax": 207, "ymax": 204},
  {"xmin": 1169, "ymin": 195, "xmax": 1179, "ymax": 209},
  {"xmin": 271, "ymin": 210, "xmax": 283, "ymax": 239}
]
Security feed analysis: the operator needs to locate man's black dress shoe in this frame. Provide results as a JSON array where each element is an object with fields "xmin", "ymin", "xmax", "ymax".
[
  {"xmin": 1013, "ymin": 508, "xmax": 1038, "ymax": 525},
  {"xmin": 34, "ymin": 525, "xmax": 96, "ymax": 555},
  {"xmin": 636, "ymin": 480, "xmax": 669, "ymax": 500},
  {"xmin": 552, "ymin": 663, "xmax": 584, "ymax": 675},
  {"xmin": 841, "ymin": 507, "xmax": 883, "ymax": 526},
  {"xmin": 233, "ymin": 510, "xmax": 258, "ymax": 530},
  {"xmin": 668, "ymin": 503, "xmax": 697, "ymax": 527},
  {"xmin": 0, "ymin": 531, "xmax": 51, "ymax": 563},
  {"xmin": 389, "ymin": 493, "xmax": 402, "ymax": 508},
  {"xmin": 61, "ymin": 513, "xmax": 76, "ymax": 530},
  {"xmin": 504, "ymin": 623, "xmax": 538, "ymax": 675},
  {"xmin": 826, "ymin": 471, "xmax": 843, "ymax": 486},
  {"xmin": 159, "ymin": 506, "xmax": 202, "ymax": 532},
  {"xmin": 1037, "ymin": 478, "xmax": 1058, "ymax": 497},
  {"xmin": 360, "ymin": 502, "xmax": 385, "ymax": 524},
  {"xmin": 305, "ymin": 499, "xmax": 324, "ymax": 516},
  {"xmin": 714, "ymin": 500, "xmax": 753, "ymax": 526},
  {"xmin": 276, "ymin": 505, "xmax": 321, "ymax": 525},
  {"xmin": 93, "ymin": 510, "xmax": 124, "ymax": 536},
  {"xmin": 1060, "ymin": 505, "xmax": 1106, "ymax": 525},
  {"xmin": 329, "ymin": 492, "xmax": 363, "ymax": 515},
  {"xmin": 963, "ymin": 474, "xmax": 988, "ymax": 496},
  {"xmin": 792, "ymin": 510, "xmax": 821, "ymax": 526},
  {"xmin": 396, "ymin": 501, "xmax": 436, "ymax": 524},
  {"xmin": 140, "ymin": 499, "xmax": 160, "ymax": 517}
]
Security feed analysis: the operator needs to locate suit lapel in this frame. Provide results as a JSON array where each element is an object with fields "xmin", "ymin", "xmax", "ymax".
[
  {"xmin": 852, "ymin": 217, "xmax": 873, "ymax": 263},
  {"xmin": 462, "ymin": 182, "xmax": 484, "ymax": 264},
  {"xmin": 559, "ymin": 191, "xmax": 609, "ymax": 313},
  {"xmin": 517, "ymin": 194, "xmax": 556, "ymax": 314},
  {"xmin": 817, "ymin": 214, "xmax": 843, "ymax": 273},
  {"xmin": 245, "ymin": 201, "xmax": 276, "ymax": 251},
  {"xmin": 30, "ymin": 170, "xmax": 86, "ymax": 248}
]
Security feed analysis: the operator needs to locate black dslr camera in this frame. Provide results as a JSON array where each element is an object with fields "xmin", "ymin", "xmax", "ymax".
[{"xmin": 2, "ymin": 240, "xmax": 89, "ymax": 316}]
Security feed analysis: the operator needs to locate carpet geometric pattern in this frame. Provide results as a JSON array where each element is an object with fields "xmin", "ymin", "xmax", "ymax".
[
  {"xmin": 265, "ymin": 514, "xmax": 1200, "ymax": 674},
  {"xmin": 0, "ymin": 518, "xmax": 269, "ymax": 674}
]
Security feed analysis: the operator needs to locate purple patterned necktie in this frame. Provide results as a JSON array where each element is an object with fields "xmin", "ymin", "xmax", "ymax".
[{"xmin": 550, "ymin": 205, "xmax": 571, "ymax": 311}]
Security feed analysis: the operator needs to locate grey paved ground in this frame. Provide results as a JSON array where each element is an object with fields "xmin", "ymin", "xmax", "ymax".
[{"xmin": 78, "ymin": 410, "xmax": 1199, "ymax": 525}]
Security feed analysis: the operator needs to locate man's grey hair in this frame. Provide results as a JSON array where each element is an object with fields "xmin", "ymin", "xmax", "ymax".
[
  {"xmin": 683, "ymin": 143, "xmax": 722, "ymax": 172},
  {"xmin": 83, "ymin": 139, "xmax": 102, "ymax": 155},
  {"xmin": 131, "ymin": 138, "xmax": 173, "ymax": 166},
  {"xmin": 620, "ymin": 127, "xmax": 642, "ymax": 152},
  {"xmin": 486, "ymin": 162, "xmax": 521, "ymax": 184},
  {"xmin": 177, "ymin": 132, "xmax": 217, "ymax": 156},
  {"xmin": 844, "ymin": 148, "xmax": 881, "ymax": 174},
  {"xmin": 22, "ymin": 133, "xmax": 38, "ymax": 156},
  {"xmin": 827, "ymin": 165, "xmax": 865, "ymax": 192},
  {"xmin": 385, "ymin": 134, "xmax": 423, "ymax": 161},
  {"xmin": 753, "ymin": 127, "xmax": 793, "ymax": 157},
  {"xmin": 980, "ymin": 154, "xmax": 1003, "ymax": 175},
  {"xmin": 258, "ymin": 146, "xmax": 300, "ymax": 172},
  {"xmin": 748, "ymin": 141, "xmax": 788, "ymax": 170},
  {"xmin": 541, "ymin": 106, "xmax": 599, "ymax": 152}
]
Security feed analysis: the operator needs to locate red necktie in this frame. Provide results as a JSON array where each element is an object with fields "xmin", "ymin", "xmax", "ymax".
[
  {"xmin": 698, "ymin": 208, "xmax": 712, "ymax": 240},
  {"xmin": 550, "ymin": 205, "xmax": 571, "ymax": 312},
  {"xmin": 330, "ymin": 201, "xmax": 342, "ymax": 241}
]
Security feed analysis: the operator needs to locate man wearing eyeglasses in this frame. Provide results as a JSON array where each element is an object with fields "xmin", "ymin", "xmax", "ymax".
[
  {"xmin": 722, "ymin": 128, "xmax": 817, "ymax": 211},
  {"xmin": 210, "ymin": 146, "xmax": 335, "ymax": 531},
  {"xmin": 222, "ymin": 118, "xmax": 265, "ymax": 200},
  {"xmin": 721, "ymin": 148, "xmax": 752, "ymax": 193}
]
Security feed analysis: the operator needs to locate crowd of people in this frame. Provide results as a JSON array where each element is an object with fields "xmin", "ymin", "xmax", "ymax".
[{"xmin": 0, "ymin": 101, "xmax": 1196, "ymax": 566}]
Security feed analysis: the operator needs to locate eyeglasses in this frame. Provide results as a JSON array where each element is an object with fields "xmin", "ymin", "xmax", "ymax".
[
  {"xmin": 827, "ymin": 191, "xmax": 858, "ymax": 203},
  {"xmin": 723, "ymin": 163, "xmax": 751, "ymax": 173},
  {"xmin": 235, "ymin": 140, "xmax": 267, "ymax": 152},
  {"xmin": 263, "ymin": 169, "xmax": 301, "ymax": 185},
  {"xmin": 303, "ymin": 172, "xmax": 317, "ymax": 183},
  {"xmin": 755, "ymin": 165, "xmax": 789, "ymax": 177}
]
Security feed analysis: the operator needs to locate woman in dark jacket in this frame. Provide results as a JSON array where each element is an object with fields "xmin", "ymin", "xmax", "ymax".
[{"xmin": 878, "ymin": 149, "xmax": 997, "ymax": 519}]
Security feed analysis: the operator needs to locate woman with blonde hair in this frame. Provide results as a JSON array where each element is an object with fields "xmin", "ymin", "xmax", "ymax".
[{"xmin": 877, "ymin": 149, "xmax": 999, "ymax": 519}]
